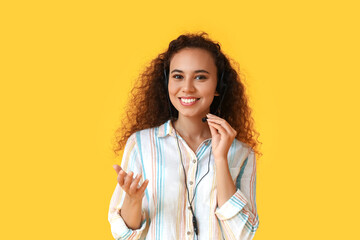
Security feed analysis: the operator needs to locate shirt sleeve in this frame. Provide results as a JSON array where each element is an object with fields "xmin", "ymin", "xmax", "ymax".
[
  {"xmin": 214, "ymin": 149, "xmax": 259, "ymax": 240},
  {"xmin": 108, "ymin": 133, "xmax": 148, "ymax": 240}
]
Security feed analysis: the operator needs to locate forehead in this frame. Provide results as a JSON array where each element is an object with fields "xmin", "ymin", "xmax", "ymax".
[{"xmin": 169, "ymin": 48, "xmax": 216, "ymax": 71}]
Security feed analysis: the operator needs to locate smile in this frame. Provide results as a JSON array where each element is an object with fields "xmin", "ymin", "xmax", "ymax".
[{"xmin": 179, "ymin": 97, "xmax": 200, "ymax": 106}]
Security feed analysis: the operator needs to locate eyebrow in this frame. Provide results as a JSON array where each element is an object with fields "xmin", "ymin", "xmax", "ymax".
[{"xmin": 170, "ymin": 69, "xmax": 210, "ymax": 74}]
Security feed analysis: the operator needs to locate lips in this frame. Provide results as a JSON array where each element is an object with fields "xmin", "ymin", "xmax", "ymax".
[{"xmin": 178, "ymin": 97, "xmax": 200, "ymax": 106}]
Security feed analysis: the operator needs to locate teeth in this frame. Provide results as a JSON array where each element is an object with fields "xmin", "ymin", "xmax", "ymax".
[{"xmin": 181, "ymin": 98, "xmax": 197, "ymax": 103}]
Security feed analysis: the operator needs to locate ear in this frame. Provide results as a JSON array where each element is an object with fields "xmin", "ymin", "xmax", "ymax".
[{"xmin": 214, "ymin": 91, "xmax": 220, "ymax": 96}]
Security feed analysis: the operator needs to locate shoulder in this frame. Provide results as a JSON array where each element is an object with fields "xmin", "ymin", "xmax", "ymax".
[
  {"xmin": 133, "ymin": 124, "xmax": 163, "ymax": 139},
  {"xmin": 127, "ymin": 122, "xmax": 167, "ymax": 146},
  {"xmin": 228, "ymin": 138, "xmax": 254, "ymax": 167},
  {"xmin": 233, "ymin": 138, "xmax": 253, "ymax": 156}
]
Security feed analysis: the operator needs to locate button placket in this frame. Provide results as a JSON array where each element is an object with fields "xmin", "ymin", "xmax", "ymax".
[
  {"xmin": 187, "ymin": 153, "xmax": 197, "ymax": 237},
  {"xmin": 177, "ymin": 137, "xmax": 201, "ymax": 239},
  {"xmin": 188, "ymin": 153, "xmax": 197, "ymax": 199}
]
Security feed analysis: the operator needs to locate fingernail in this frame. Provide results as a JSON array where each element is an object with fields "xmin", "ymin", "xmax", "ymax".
[{"xmin": 119, "ymin": 170, "xmax": 124, "ymax": 174}]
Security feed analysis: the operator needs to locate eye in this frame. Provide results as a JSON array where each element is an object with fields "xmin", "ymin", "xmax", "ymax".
[
  {"xmin": 172, "ymin": 74, "xmax": 183, "ymax": 79},
  {"xmin": 195, "ymin": 75, "xmax": 207, "ymax": 80}
]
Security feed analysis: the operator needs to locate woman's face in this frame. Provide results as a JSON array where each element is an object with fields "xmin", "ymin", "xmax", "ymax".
[{"xmin": 168, "ymin": 47, "xmax": 219, "ymax": 119}]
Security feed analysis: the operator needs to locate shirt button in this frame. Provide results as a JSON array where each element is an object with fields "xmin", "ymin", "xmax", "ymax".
[
  {"xmin": 187, "ymin": 231, "xmax": 191, "ymax": 235},
  {"xmin": 193, "ymin": 159, "xmax": 196, "ymax": 163},
  {"xmin": 189, "ymin": 181, "xmax": 193, "ymax": 185}
]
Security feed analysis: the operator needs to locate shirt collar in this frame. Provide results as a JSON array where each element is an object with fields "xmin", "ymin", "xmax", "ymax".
[
  {"xmin": 157, "ymin": 119, "xmax": 176, "ymax": 138},
  {"xmin": 157, "ymin": 120, "xmax": 212, "ymax": 145}
]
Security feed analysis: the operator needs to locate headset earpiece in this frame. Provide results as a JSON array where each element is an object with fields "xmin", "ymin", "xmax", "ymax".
[
  {"xmin": 164, "ymin": 68, "xmax": 168, "ymax": 89},
  {"xmin": 213, "ymin": 70, "xmax": 227, "ymax": 116},
  {"xmin": 217, "ymin": 71, "xmax": 228, "ymax": 96}
]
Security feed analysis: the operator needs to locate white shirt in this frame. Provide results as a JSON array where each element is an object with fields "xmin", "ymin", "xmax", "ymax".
[{"xmin": 108, "ymin": 119, "xmax": 259, "ymax": 239}]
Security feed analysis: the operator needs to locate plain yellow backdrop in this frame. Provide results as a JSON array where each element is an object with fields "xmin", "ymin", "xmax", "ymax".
[{"xmin": 1, "ymin": 0, "xmax": 359, "ymax": 239}]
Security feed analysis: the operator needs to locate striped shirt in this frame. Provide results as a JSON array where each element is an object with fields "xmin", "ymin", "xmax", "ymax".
[{"xmin": 108, "ymin": 119, "xmax": 259, "ymax": 240}]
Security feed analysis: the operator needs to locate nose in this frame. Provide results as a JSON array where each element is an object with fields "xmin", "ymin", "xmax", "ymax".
[{"xmin": 182, "ymin": 77, "xmax": 195, "ymax": 93}]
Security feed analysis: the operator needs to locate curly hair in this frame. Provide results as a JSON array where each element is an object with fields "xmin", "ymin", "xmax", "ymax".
[{"xmin": 113, "ymin": 31, "xmax": 262, "ymax": 159}]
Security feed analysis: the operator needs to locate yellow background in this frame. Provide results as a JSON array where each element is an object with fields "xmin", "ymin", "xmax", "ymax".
[{"xmin": 1, "ymin": 0, "xmax": 359, "ymax": 239}]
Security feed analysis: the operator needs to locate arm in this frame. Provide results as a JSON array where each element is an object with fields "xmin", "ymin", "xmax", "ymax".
[
  {"xmin": 215, "ymin": 158, "xmax": 237, "ymax": 207},
  {"xmin": 114, "ymin": 166, "xmax": 148, "ymax": 229},
  {"xmin": 108, "ymin": 134, "xmax": 148, "ymax": 240},
  {"xmin": 215, "ymin": 150, "xmax": 259, "ymax": 240},
  {"xmin": 206, "ymin": 114, "xmax": 259, "ymax": 239}
]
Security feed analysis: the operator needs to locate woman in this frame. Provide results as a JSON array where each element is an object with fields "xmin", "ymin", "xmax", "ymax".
[{"xmin": 108, "ymin": 32, "xmax": 261, "ymax": 239}]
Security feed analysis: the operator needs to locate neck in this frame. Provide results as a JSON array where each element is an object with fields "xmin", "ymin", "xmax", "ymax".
[{"xmin": 172, "ymin": 115, "xmax": 211, "ymax": 141}]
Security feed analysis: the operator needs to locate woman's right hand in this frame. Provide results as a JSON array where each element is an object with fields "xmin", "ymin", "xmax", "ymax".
[{"xmin": 113, "ymin": 164, "xmax": 149, "ymax": 203}]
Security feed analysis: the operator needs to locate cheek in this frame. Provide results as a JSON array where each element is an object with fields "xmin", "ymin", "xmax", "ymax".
[
  {"xmin": 203, "ymin": 87, "xmax": 217, "ymax": 98},
  {"xmin": 167, "ymin": 84, "xmax": 177, "ymax": 104},
  {"xmin": 168, "ymin": 82, "xmax": 178, "ymax": 97},
  {"xmin": 202, "ymin": 88, "xmax": 217, "ymax": 105}
]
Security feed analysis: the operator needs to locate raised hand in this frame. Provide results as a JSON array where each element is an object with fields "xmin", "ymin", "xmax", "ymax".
[
  {"xmin": 206, "ymin": 113, "xmax": 237, "ymax": 161},
  {"xmin": 113, "ymin": 164, "xmax": 149, "ymax": 202}
]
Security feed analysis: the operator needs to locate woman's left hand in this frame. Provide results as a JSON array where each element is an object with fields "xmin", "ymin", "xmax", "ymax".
[{"xmin": 206, "ymin": 113, "xmax": 237, "ymax": 161}]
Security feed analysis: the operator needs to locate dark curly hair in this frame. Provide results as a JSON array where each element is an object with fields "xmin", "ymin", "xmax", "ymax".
[{"xmin": 113, "ymin": 31, "xmax": 262, "ymax": 159}]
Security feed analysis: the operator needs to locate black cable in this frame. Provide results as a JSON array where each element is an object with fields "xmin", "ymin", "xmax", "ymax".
[{"xmin": 173, "ymin": 123, "xmax": 211, "ymax": 236}]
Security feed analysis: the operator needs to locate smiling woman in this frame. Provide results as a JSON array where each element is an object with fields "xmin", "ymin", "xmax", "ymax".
[{"xmin": 109, "ymin": 31, "xmax": 262, "ymax": 240}]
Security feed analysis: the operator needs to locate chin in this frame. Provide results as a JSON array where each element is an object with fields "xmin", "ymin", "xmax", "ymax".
[{"xmin": 177, "ymin": 110, "xmax": 208, "ymax": 119}]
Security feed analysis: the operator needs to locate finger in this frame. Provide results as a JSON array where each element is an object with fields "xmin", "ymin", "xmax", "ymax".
[
  {"xmin": 117, "ymin": 170, "xmax": 126, "ymax": 186},
  {"xmin": 206, "ymin": 118, "xmax": 235, "ymax": 136},
  {"xmin": 207, "ymin": 113, "xmax": 234, "ymax": 132},
  {"xmin": 113, "ymin": 164, "xmax": 122, "ymax": 175},
  {"xmin": 206, "ymin": 113, "xmax": 220, "ymax": 119},
  {"xmin": 208, "ymin": 121, "xmax": 227, "ymax": 136},
  {"xmin": 208, "ymin": 120, "xmax": 219, "ymax": 137},
  {"xmin": 129, "ymin": 174, "xmax": 142, "ymax": 194},
  {"xmin": 138, "ymin": 179, "xmax": 149, "ymax": 194},
  {"xmin": 209, "ymin": 118, "xmax": 237, "ymax": 136},
  {"xmin": 123, "ymin": 171, "xmax": 134, "ymax": 189}
]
